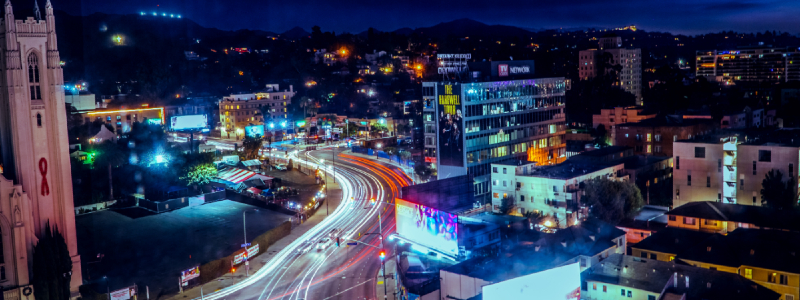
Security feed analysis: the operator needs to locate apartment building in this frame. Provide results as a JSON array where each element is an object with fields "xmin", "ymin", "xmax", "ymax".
[
  {"xmin": 219, "ymin": 84, "xmax": 295, "ymax": 139},
  {"xmin": 634, "ymin": 228, "xmax": 800, "ymax": 300},
  {"xmin": 579, "ymin": 36, "xmax": 643, "ymax": 105},
  {"xmin": 592, "ymin": 106, "xmax": 656, "ymax": 144},
  {"xmin": 582, "ymin": 253, "xmax": 779, "ymax": 300},
  {"xmin": 665, "ymin": 201, "xmax": 800, "ymax": 234},
  {"xmin": 614, "ymin": 115, "xmax": 716, "ymax": 157},
  {"xmin": 490, "ymin": 159, "xmax": 625, "ymax": 226},
  {"xmin": 672, "ymin": 130, "xmax": 800, "ymax": 207},
  {"xmin": 696, "ymin": 46, "xmax": 800, "ymax": 84}
]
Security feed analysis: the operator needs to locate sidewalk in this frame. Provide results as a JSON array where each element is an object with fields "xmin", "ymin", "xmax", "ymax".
[
  {"xmin": 376, "ymin": 257, "xmax": 398, "ymax": 300},
  {"xmin": 163, "ymin": 176, "xmax": 343, "ymax": 300}
]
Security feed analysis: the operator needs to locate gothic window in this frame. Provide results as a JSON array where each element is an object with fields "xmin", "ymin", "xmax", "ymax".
[
  {"xmin": 36, "ymin": 113, "xmax": 42, "ymax": 127},
  {"xmin": 27, "ymin": 52, "xmax": 41, "ymax": 100}
]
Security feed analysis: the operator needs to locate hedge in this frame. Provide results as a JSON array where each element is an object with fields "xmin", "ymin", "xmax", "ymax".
[{"xmin": 198, "ymin": 221, "xmax": 292, "ymax": 284}]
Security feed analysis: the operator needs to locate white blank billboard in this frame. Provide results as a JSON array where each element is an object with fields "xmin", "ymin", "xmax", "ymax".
[
  {"xmin": 171, "ymin": 115, "xmax": 207, "ymax": 131},
  {"xmin": 482, "ymin": 263, "xmax": 580, "ymax": 300}
]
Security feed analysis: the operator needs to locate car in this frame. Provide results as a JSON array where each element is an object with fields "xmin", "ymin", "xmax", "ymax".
[
  {"xmin": 328, "ymin": 228, "xmax": 340, "ymax": 239},
  {"xmin": 297, "ymin": 239, "xmax": 314, "ymax": 253},
  {"xmin": 274, "ymin": 164, "xmax": 287, "ymax": 171},
  {"xmin": 316, "ymin": 238, "xmax": 332, "ymax": 251}
]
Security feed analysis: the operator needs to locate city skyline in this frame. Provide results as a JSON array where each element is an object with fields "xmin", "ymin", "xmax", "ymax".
[{"xmin": 33, "ymin": 0, "xmax": 800, "ymax": 36}]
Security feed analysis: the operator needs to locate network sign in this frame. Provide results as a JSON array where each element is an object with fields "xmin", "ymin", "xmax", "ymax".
[
  {"xmin": 395, "ymin": 198, "xmax": 458, "ymax": 255},
  {"xmin": 482, "ymin": 263, "xmax": 580, "ymax": 300},
  {"xmin": 245, "ymin": 125, "xmax": 264, "ymax": 138},
  {"xmin": 234, "ymin": 244, "xmax": 260, "ymax": 264},
  {"xmin": 171, "ymin": 114, "xmax": 208, "ymax": 131}
]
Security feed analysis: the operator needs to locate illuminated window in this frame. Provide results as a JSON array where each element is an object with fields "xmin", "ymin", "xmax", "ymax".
[
  {"xmin": 603, "ymin": 285, "xmax": 607, "ymax": 292},
  {"xmin": 593, "ymin": 284, "xmax": 596, "ymax": 290},
  {"xmin": 768, "ymin": 272, "xmax": 778, "ymax": 283},
  {"xmin": 237, "ymin": 105, "xmax": 240, "ymax": 109},
  {"xmin": 646, "ymin": 133, "xmax": 651, "ymax": 142},
  {"xmin": 647, "ymin": 145, "xmax": 651, "ymax": 153}
]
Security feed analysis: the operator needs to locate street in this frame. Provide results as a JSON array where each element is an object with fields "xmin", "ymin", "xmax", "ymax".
[{"xmin": 199, "ymin": 144, "xmax": 410, "ymax": 300}]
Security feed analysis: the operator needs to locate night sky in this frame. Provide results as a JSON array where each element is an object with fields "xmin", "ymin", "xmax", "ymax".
[{"xmin": 22, "ymin": 0, "xmax": 800, "ymax": 35}]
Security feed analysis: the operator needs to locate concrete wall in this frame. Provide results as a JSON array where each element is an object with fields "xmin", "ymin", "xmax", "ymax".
[{"xmin": 439, "ymin": 270, "xmax": 490, "ymax": 300}]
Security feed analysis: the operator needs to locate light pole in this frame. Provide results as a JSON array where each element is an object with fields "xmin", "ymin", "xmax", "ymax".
[
  {"xmin": 243, "ymin": 208, "xmax": 258, "ymax": 277},
  {"xmin": 321, "ymin": 159, "xmax": 329, "ymax": 216},
  {"xmin": 103, "ymin": 276, "xmax": 110, "ymax": 299}
]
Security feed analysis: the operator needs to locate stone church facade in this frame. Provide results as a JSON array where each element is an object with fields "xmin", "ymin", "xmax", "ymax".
[{"xmin": 0, "ymin": 0, "xmax": 82, "ymax": 298}]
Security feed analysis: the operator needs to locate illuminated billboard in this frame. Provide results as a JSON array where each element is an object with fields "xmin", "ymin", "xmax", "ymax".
[
  {"xmin": 395, "ymin": 198, "xmax": 458, "ymax": 255},
  {"xmin": 482, "ymin": 263, "xmax": 580, "ymax": 300},
  {"xmin": 245, "ymin": 125, "xmax": 264, "ymax": 138},
  {"xmin": 436, "ymin": 84, "xmax": 464, "ymax": 167},
  {"xmin": 171, "ymin": 114, "xmax": 208, "ymax": 131}
]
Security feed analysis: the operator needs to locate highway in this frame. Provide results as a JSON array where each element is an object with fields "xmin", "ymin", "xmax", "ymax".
[{"xmin": 200, "ymin": 144, "xmax": 411, "ymax": 300}]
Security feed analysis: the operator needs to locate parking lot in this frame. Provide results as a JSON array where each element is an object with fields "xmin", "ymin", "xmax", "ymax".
[{"xmin": 76, "ymin": 200, "xmax": 290, "ymax": 298}]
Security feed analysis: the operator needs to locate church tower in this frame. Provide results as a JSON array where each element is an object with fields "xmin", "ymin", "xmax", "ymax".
[{"xmin": 0, "ymin": 0, "xmax": 83, "ymax": 296}]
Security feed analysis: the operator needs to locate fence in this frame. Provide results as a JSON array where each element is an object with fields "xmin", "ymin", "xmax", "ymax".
[
  {"xmin": 351, "ymin": 146, "xmax": 414, "ymax": 168},
  {"xmin": 136, "ymin": 190, "xmax": 226, "ymax": 213},
  {"xmin": 75, "ymin": 200, "xmax": 118, "ymax": 215},
  {"xmin": 198, "ymin": 221, "xmax": 292, "ymax": 285}
]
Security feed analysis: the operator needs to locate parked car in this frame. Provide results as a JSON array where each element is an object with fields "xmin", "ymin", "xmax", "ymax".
[
  {"xmin": 317, "ymin": 238, "xmax": 332, "ymax": 251},
  {"xmin": 275, "ymin": 164, "xmax": 287, "ymax": 171}
]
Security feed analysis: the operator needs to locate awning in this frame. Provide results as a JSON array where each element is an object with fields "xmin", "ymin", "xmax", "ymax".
[
  {"xmin": 246, "ymin": 187, "xmax": 262, "ymax": 194},
  {"xmin": 217, "ymin": 168, "xmax": 256, "ymax": 184},
  {"xmin": 241, "ymin": 159, "xmax": 261, "ymax": 167}
]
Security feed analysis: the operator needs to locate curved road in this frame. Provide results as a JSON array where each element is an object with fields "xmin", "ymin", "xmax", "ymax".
[{"xmin": 201, "ymin": 146, "xmax": 410, "ymax": 300}]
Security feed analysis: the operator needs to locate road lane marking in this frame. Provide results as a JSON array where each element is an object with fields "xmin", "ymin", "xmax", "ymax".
[{"xmin": 319, "ymin": 278, "xmax": 373, "ymax": 300}]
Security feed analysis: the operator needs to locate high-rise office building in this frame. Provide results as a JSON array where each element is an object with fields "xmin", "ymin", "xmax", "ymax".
[
  {"xmin": 696, "ymin": 46, "xmax": 800, "ymax": 84},
  {"xmin": 579, "ymin": 36, "xmax": 643, "ymax": 105},
  {"xmin": 423, "ymin": 56, "xmax": 567, "ymax": 203}
]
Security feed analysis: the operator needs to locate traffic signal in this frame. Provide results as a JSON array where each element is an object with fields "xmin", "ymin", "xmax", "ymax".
[
  {"xmin": 379, "ymin": 249, "xmax": 386, "ymax": 260},
  {"xmin": 370, "ymin": 198, "xmax": 376, "ymax": 205},
  {"xmin": 336, "ymin": 237, "xmax": 340, "ymax": 247},
  {"xmin": 231, "ymin": 267, "xmax": 236, "ymax": 273}
]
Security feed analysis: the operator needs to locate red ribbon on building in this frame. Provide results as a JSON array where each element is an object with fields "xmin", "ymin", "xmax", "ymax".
[{"xmin": 39, "ymin": 158, "xmax": 49, "ymax": 196}]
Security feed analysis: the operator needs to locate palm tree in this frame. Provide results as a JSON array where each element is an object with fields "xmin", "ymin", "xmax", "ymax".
[{"xmin": 91, "ymin": 141, "xmax": 126, "ymax": 201}]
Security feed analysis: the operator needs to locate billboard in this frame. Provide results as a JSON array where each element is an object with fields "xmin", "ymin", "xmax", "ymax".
[
  {"xmin": 491, "ymin": 61, "xmax": 534, "ymax": 77},
  {"xmin": 110, "ymin": 287, "xmax": 136, "ymax": 300},
  {"xmin": 171, "ymin": 114, "xmax": 208, "ymax": 131},
  {"xmin": 233, "ymin": 244, "xmax": 260, "ymax": 265},
  {"xmin": 181, "ymin": 266, "xmax": 200, "ymax": 284},
  {"xmin": 437, "ymin": 84, "xmax": 464, "ymax": 167},
  {"xmin": 245, "ymin": 125, "xmax": 265, "ymax": 138},
  {"xmin": 395, "ymin": 198, "xmax": 458, "ymax": 255},
  {"xmin": 482, "ymin": 263, "xmax": 580, "ymax": 300}
]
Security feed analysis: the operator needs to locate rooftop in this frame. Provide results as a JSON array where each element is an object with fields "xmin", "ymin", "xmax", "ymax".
[
  {"xmin": 615, "ymin": 115, "xmax": 715, "ymax": 128},
  {"xmin": 632, "ymin": 227, "xmax": 714, "ymax": 255},
  {"xmin": 583, "ymin": 254, "xmax": 779, "ymax": 300},
  {"xmin": 667, "ymin": 201, "xmax": 800, "ymax": 232},
  {"xmin": 676, "ymin": 128, "xmax": 800, "ymax": 146},
  {"xmin": 523, "ymin": 160, "xmax": 621, "ymax": 179},
  {"xmin": 679, "ymin": 228, "xmax": 800, "ymax": 274},
  {"xmin": 444, "ymin": 219, "xmax": 624, "ymax": 282}
]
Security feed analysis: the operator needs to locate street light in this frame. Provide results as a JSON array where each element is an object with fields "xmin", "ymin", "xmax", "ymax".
[{"xmin": 243, "ymin": 208, "xmax": 258, "ymax": 277}]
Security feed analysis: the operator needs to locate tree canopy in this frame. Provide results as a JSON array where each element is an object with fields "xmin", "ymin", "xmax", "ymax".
[
  {"xmin": 761, "ymin": 169, "xmax": 797, "ymax": 210},
  {"xmin": 32, "ymin": 221, "xmax": 72, "ymax": 300},
  {"xmin": 582, "ymin": 178, "xmax": 644, "ymax": 224}
]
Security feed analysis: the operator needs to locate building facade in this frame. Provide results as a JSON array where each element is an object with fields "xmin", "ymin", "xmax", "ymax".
[
  {"xmin": 85, "ymin": 106, "xmax": 164, "ymax": 133},
  {"xmin": 219, "ymin": 84, "xmax": 295, "ymax": 139},
  {"xmin": 614, "ymin": 116, "xmax": 716, "ymax": 157},
  {"xmin": 696, "ymin": 47, "xmax": 800, "ymax": 84},
  {"xmin": 579, "ymin": 36, "xmax": 643, "ymax": 105},
  {"xmin": 673, "ymin": 133, "xmax": 800, "ymax": 207},
  {"xmin": 592, "ymin": 106, "xmax": 655, "ymax": 144},
  {"xmin": 425, "ymin": 77, "xmax": 567, "ymax": 203},
  {"xmin": 0, "ymin": 0, "xmax": 82, "ymax": 296},
  {"xmin": 490, "ymin": 160, "xmax": 625, "ymax": 226}
]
